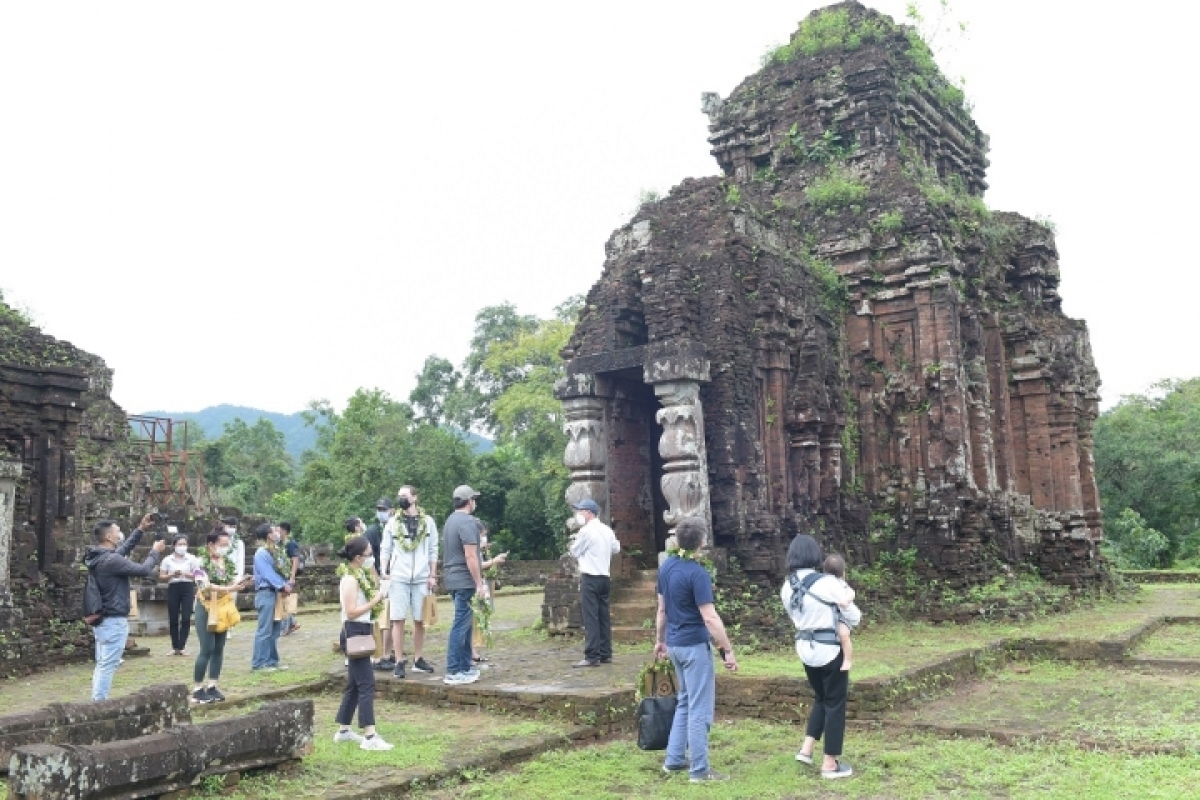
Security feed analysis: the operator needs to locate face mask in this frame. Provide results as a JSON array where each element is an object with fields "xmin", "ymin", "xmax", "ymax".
[
  {"xmin": 113, "ymin": 531, "xmax": 126, "ymax": 545},
  {"xmin": 175, "ymin": 545, "xmax": 188, "ymax": 556},
  {"xmin": 376, "ymin": 511, "xmax": 390, "ymax": 523},
  {"xmin": 224, "ymin": 526, "xmax": 237, "ymax": 536},
  {"xmin": 362, "ymin": 556, "xmax": 375, "ymax": 571},
  {"xmin": 216, "ymin": 546, "xmax": 230, "ymax": 557},
  {"xmin": 396, "ymin": 497, "xmax": 411, "ymax": 510},
  {"xmin": 574, "ymin": 513, "xmax": 587, "ymax": 527}
]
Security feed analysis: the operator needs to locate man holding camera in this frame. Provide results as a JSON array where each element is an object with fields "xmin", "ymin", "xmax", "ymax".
[{"xmin": 83, "ymin": 514, "xmax": 166, "ymax": 701}]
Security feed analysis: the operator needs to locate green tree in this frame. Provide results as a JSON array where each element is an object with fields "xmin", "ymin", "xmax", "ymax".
[
  {"xmin": 409, "ymin": 355, "xmax": 461, "ymax": 427},
  {"xmin": 272, "ymin": 388, "xmax": 474, "ymax": 543},
  {"xmin": 1101, "ymin": 508, "xmax": 1170, "ymax": 569},
  {"xmin": 200, "ymin": 418, "xmax": 294, "ymax": 513},
  {"xmin": 1094, "ymin": 378, "xmax": 1200, "ymax": 563}
]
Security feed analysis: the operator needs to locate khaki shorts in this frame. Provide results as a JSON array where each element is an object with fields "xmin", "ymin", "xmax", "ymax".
[{"xmin": 389, "ymin": 581, "xmax": 429, "ymax": 622}]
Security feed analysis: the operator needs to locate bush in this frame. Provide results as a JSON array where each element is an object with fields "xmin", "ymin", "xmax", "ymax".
[
  {"xmin": 766, "ymin": 9, "xmax": 892, "ymax": 65},
  {"xmin": 1102, "ymin": 508, "xmax": 1170, "ymax": 569},
  {"xmin": 805, "ymin": 165, "xmax": 867, "ymax": 212}
]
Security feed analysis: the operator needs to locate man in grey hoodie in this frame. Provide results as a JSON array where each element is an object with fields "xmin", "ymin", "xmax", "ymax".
[{"xmin": 83, "ymin": 514, "xmax": 165, "ymax": 701}]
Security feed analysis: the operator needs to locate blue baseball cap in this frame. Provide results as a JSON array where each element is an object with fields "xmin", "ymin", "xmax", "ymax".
[{"xmin": 571, "ymin": 498, "xmax": 600, "ymax": 514}]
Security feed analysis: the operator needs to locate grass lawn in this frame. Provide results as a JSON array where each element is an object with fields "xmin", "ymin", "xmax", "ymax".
[
  {"xmin": 193, "ymin": 695, "xmax": 571, "ymax": 799},
  {"xmin": 409, "ymin": 718, "xmax": 1200, "ymax": 799},
  {"xmin": 1134, "ymin": 622, "xmax": 1200, "ymax": 659},
  {"xmin": 890, "ymin": 661, "xmax": 1200, "ymax": 748}
]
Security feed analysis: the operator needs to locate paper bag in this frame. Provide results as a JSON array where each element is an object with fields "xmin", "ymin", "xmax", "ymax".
[
  {"xmin": 128, "ymin": 589, "xmax": 140, "ymax": 619},
  {"xmin": 422, "ymin": 592, "xmax": 439, "ymax": 627},
  {"xmin": 284, "ymin": 593, "xmax": 300, "ymax": 615},
  {"xmin": 274, "ymin": 592, "xmax": 287, "ymax": 622}
]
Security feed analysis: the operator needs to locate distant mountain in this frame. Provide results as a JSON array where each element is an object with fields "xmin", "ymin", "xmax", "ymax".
[{"xmin": 136, "ymin": 404, "xmax": 493, "ymax": 460}]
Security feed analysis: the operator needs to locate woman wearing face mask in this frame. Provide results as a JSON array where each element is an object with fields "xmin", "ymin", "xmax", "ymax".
[
  {"xmin": 192, "ymin": 527, "xmax": 250, "ymax": 703},
  {"xmin": 334, "ymin": 536, "xmax": 392, "ymax": 750},
  {"xmin": 159, "ymin": 534, "xmax": 201, "ymax": 656}
]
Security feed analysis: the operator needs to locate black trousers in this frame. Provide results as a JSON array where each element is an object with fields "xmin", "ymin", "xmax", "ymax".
[
  {"xmin": 803, "ymin": 650, "xmax": 848, "ymax": 756},
  {"xmin": 337, "ymin": 622, "xmax": 376, "ymax": 728},
  {"xmin": 167, "ymin": 582, "xmax": 196, "ymax": 652},
  {"xmin": 580, "ymin": 574, "xmax": 612, "ymax": 661}
]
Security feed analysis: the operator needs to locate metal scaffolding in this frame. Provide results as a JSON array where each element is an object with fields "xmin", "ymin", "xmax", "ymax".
[{"xmin": 127, "ymin": 415, "xmax": 215, "ymax": 513}]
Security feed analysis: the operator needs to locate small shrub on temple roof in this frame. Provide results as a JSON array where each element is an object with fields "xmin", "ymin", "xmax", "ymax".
[
  {"xmin": 805, "ymin": 165, "xmax": 868, "ymax": 212},
  {"xmin": 766, "ymin": 8, "xmax": 893, "ymax": 66}
]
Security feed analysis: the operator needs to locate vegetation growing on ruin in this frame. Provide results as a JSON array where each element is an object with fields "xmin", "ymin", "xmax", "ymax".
[
  {"xmin": 805, "ymin": 164, "xmax": 868, "ymax": 212},
  {"xmin": 764, "ymin": 7, "xmax": 893, "ymax": 66}
]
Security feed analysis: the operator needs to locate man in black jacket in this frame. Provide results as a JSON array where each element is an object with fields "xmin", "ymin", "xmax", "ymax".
[{"xmin": 83, "ymin": 514, "xmax": 165, "ymax": 701}]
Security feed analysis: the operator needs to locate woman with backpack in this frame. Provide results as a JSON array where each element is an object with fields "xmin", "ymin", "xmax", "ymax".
[{"xmin": 780, "ymin": 534, "xmax": 861, "ymax": 780}]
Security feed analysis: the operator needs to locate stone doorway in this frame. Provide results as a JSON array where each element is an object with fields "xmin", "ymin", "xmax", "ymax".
[{"xmin": 605, "ymin": 373, "xmax": 670, "ymax": 568}]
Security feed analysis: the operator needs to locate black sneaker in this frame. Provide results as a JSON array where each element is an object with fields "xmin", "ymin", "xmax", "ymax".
[
  {"xmin": 190, "ymin": 688, "xmax": 211, "ymax": 704},
  {"xmin": 392, "ymin": 659, "xmax": 407, "ymax": 679},
  {"xmin": 375, "ymin": 657, "xmax": 396, "ymax": 672},
  {"xmin": 412, "ymin": 657, "xmax": 435, "ymax": 674},
  {"xmin": 205, "ymin": 686, "xmax": 226, "ymax": 703}
]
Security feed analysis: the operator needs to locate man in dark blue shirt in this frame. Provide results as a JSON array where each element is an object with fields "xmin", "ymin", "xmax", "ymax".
[{"xmin": 653, "ymin": 516, "xmax": 738, "ymax": 783}]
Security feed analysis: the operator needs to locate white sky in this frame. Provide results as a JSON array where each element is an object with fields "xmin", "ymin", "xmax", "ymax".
[{"xmin": 2, "ymin": 1, "xmax": 1196, "ymax": 415}]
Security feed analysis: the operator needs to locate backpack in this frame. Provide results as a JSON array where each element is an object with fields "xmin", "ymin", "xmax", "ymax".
[
  {"xmin": 82, "ymin": 570, "xmax": 104, "ymax": 625},
  {"xmin": 787, "ymin": 571, "xmax": 842, "ymax": 647}
]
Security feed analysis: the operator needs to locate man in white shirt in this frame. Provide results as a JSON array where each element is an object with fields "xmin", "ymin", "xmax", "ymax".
[{"xmin": 568, "ymin": 498, "xmax": 620, "ymax": 667}]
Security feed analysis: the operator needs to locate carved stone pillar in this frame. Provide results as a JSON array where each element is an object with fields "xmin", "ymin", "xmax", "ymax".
[
  {"xmin": 0, "ymin": 461, "xmax": 21, "ymax": 608},
  {"xmin": 561, "ymin": 395, "xmax": 608, "ymax": 521},
  {"xmin": 653, "ymin": 380, "xmax": 712, "ymax": 540}
]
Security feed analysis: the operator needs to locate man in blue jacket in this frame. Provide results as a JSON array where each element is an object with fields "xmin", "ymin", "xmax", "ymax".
[
  {"xmin": 251, "ymin": 523, "xmax": 293, "ymax": 671},
  {"xmin": 83, "ymin": 514, "xmax": 166, "ymax": 701}
]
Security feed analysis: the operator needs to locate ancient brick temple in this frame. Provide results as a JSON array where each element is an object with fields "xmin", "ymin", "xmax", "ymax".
[
  {"xmin": 557, "ymin": 2, "xmax": 1104, "ymax": 597},
  {"xmin": 0, "ymin": 299, "xmax": 151, "ymax": 675}
]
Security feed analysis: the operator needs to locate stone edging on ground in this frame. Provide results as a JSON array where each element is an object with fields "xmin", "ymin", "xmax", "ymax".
[{"xmin": 1118, "ymin": 570, "xmax": 1200, "ymax": 583}]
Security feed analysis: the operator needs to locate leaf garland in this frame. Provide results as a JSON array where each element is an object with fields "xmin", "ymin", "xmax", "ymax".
[
  {"xmin": 635, "ymin": 658, "xmax": 676, "ymax": 701},
  {"xmin": 665, "ymin": 545, "xmax": 717, "ymax": 580},
  {"xmin": 471, "ymin": 591, "xmax": 494, "ymax": 646},
  {"xmin": 198, "ymin": 550, "xmax": 238, "ymax": 586},
  {"xmin": 337, "ymin": 563, "xmax": 382, "ymax": 621},
  {"xmin": 394, "ymin": 509, "xmax": 431, "ymax": 553}
]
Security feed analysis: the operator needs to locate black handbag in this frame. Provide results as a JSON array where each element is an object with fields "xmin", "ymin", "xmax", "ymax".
[{"xmin": 636, "ymin": 667, "xmax": 678, "ymax": 751}]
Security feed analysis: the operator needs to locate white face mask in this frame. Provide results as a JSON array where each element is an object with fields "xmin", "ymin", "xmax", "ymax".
[
  {"xmin": 112, "ymin": 530, "xmax": 125, "ymax": 545},
  {"xmin": 224, "ymin": 526, "xmax": 237, "ymax": 536},
  {"xmin": 376, "ymin": 511, "xmax": 390, "ymax": 523},
  {"xmin": 175, "ymin": 545, "xmax": 188, "ymax": 556},
  {"xmin": 574, "ymin": 513, "xmax": 587, "ymax": 527},
  {"xmin": 216, "ymin": 546, "xmax": 230, "ymax": 557},
  {"xmin": 361, "ymin": 556, "xmax": 375, "ymax": 571}
]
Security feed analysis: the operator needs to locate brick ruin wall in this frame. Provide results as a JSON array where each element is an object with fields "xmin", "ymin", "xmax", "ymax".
[
  {"xmin": 562, "ymin": 2, "xmax": 1107, "ymax": 615},
  {"xmin": 0, "ymin": 304, "xmax": 156, "ymax": 676}
]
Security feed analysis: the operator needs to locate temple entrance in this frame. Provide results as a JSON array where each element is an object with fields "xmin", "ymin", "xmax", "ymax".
[{"xmin": 604, "ymin": 372, "xmax": 669, "ymax": 569}]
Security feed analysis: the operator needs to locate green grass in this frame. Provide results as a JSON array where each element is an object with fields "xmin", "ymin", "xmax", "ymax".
[
  {"xmin": 1135, "ymin": 622, "xmax": 1200, "ymax": 659},
  {"xmin": 804, "ymin": 165, "xmax": 867, "ymax": 212},
  {"xmin": 411, "ymin": 719, "xmax": 1200, "ymax": 799},
  {"xmin": 894, "ymin": 661, "xmax": 1200, "ymax": 750},
  {"xmin": 197, "ymin": 696, "xmax": 569, "ymax": 799}
]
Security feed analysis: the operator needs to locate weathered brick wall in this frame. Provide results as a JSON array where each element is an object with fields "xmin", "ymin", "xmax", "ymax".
[{"xmin": 495, "ymin": 559, "xmax": 559, "ymax": 587}]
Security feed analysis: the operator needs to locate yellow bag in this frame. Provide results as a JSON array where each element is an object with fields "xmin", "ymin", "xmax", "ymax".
[{"xmin": 205, "ymin": 590, "xmax": 241, "ymax": 634}]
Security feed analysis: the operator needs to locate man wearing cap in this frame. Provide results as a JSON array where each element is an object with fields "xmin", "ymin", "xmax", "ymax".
[
  {"xmin": 442, "ymin": 485, "xmax": 486, "ymax": 685},
  {"xmin": 569, "ymin": 498, "xmax": 620, "ymax": 668}
]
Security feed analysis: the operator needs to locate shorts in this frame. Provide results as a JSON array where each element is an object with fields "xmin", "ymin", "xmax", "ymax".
[{"xmin": 389, "ymin": 581, "xmax": 428, "ymax": 622}]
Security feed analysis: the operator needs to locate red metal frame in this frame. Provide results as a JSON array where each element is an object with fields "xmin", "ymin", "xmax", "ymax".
[{"xmin": 127, "ymin": 415, "xmax": 215, "ymax": 512}]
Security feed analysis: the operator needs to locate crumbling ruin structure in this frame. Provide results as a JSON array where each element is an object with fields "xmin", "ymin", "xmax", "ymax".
[
  {"xmin": 0, "ymin": 299, "xmax": 153, "ymax": 675},
  {"xmin": 557, "ymin": 2, "xmax": 1104, "ymax": 603}
]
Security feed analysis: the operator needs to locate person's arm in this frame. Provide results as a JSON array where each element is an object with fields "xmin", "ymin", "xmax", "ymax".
[
  {"xmin": 108, "ymin": 544, "xmax": 165, "ymax": 578},
  {"xmin": 610, "ymin": 528, "xmax": 621, "ymax": 554},
  {"xmin": 117, "ymin": 526, "xmax": 146, "ymax": 557},
  {"xmin": 254, "ymin": 548, "xmax": 288, "ymax": 591},
  {"xmin": 463, "ymin": 544, "xmax": 484, "ymax": 592},
  {"xmin": 426, "ymin": 517, "xmax": 440, "ymax": 589},
  {"xmin": 569, "ymin": 528, "xmax": 589, "ymax": 560},
  {"xmin": 380, "ymin": 520, "xmax": 395, "ymax": 578},
  {"xmin": 652, "ymin": 593, "xmax": 669, "ymax": 661},
  {"xmin": 340, "ymin": 575, "xmax": 385, "ymax": 619},
  {"xmin": 839, "ymin": 600, "xmax": 862, "ymax": 629},
  {"xmin": 698, "ymin": 603, "xmax": 738, "ymax": 671}
]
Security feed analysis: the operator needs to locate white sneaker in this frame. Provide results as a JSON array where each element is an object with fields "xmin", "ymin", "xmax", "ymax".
[
  {"xmin": 333, "ymin": 729, "xmax": 362, "ymax": 744},
  {"xmin": 458, "ymin": 671, "xmax": 480, "ymax": 685},
  {"xmin": 360, "ymin": 735, "xmax": 394, "ymax": 751},
  {"xmin": 443, "ymin": 672, "xmax": 466, "ymax": 685},
  {"xmin": 464, "ymin": 668, "xmax": 480, "ymax": 679}
]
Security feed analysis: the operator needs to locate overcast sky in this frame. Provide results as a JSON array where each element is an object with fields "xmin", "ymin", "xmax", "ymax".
[{"xmin": 2, "ymin": 1, "xmax": 1196, "ymax": 415}]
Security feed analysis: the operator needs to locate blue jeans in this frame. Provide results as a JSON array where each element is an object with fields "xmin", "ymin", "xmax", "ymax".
[
  {"xmin": 251, "ymin": 589, "xmax": 282, "ymax": 669},
  {"xmin": 91, "ymin": 616, "xmax": 129, "ymax": 701},
  {"xmin": 664, "ymin": 642, "xmax": 715, "ymax": 778},
  {"xmin": 446, "ymin": 588, "xmax": 475, "ymax": 675}
]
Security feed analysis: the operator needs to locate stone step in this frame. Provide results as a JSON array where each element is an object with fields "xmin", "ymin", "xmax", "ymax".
[
  {"xmin": 612, "ymin": 625, "xmax": 655, "ymax": 644},
  {"xmin": 609, "ymin": 602, "xmax": 656, "ymax": 626}
]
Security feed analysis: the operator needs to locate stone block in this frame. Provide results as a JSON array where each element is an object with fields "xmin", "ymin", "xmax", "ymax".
[{"xmin": 7, "ymin": 699, "xmax": 313, "ymax": 799}]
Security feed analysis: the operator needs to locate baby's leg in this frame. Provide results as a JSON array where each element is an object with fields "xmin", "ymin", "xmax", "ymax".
[{"xmin": 837, "ymin": 623, "xmax": 853, "ymax": 671}]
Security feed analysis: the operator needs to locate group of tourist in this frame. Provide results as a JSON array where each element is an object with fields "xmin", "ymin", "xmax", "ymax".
[{"xmin": 84, "ymin": 486, "xmax": 858, "ymax": 776}]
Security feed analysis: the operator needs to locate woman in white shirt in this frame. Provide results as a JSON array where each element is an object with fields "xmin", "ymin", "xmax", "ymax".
[
  {"xmin": 334, "ymin": 536, "xmax": 392, "ymax": 751},
  {"xmin": 159, "ymin": 534, "xmax": 201, "ymax": 656}
]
